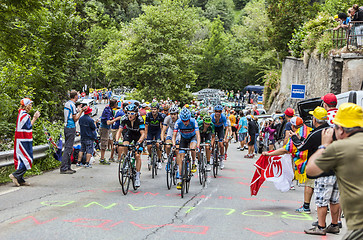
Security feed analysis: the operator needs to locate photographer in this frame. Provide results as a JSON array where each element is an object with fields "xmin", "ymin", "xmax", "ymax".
[
  {"xmin": 306, "ymin": 103, "xmax": 363, "ymax": 240},
  {"xmin": 264, "ymin": 118, "xmax": 276, "ymax": 151}
]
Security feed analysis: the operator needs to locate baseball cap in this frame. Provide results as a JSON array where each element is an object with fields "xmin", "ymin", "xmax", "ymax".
[
  {"xmin": 20, "ymin": 98, "xmax": 33, "ymax": 106},
  {"xmin": 84, "ymin": 106, "xmax": 92, "ymax": 115},
  {"xmin": 290, "ymin": 116, "xmax": 303, "ymax": 127},
  {"xmin": 309, "ymin": 106, "xmax": 327, "ymax": 120},
  {"xmin": 333, "ymin": 103, "xmax": 363, "ymax": 128},
  {"xmin": 246, "ymin": 115, "xmax": 252, "ymax": 120},
  {"xmin": 321, "ymin": 93, "xmax": 337, "ymax": 106},
  {"xmin": 284, "ymin": 108, "xmax": 295, "ymax": 117}
]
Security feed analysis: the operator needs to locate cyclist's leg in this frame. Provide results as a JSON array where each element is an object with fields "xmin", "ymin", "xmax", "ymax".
[
  {"xmin": 205, "ymin": 133, "xmax": 212, "ymax": 163},
  {"xmin": 155, "ymin": 130, "xmax": 162, "ymax": 161},
  {"xmin": 216, "ymin": 126, "xmax": 225, "ymax": 156},
  {"xmin": 146, "ymin": 131, "xmax": 153, "ymax": 156},
  {"xmin": 189, "ymin": 135, "xmax": 197, "ymax": 163},
  {"xmin": 165, "ymin": 128, "xmax": 174, "ymax": 155}
]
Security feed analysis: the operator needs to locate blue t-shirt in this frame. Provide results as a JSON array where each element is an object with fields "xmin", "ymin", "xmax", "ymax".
[
  {"xmin": 174, "ymin": 118, "xmax": 199, "ymax": 139},
  {"xmin": 343, "ymin": 17, "xmax": 350, "ymax": 25},
  {"xmin": 100, "ymin": 106, "xmax": 114, "ymax": 129},
  {"xmin": 79, "ymin": 114, "xmax": 97, "ymax": 140},
  {"xmin": 285, "ymin": 121, "xmax": 292, "ymax": 131},
  {"xmin": 108, "ymin": 91, "xmax": 112, "ymax": 98},
  {"xmin": 64, "ymin": 100, "xmax": 77, "ymax": 128},
  {"xmin": 238, "ymin": 117, "xmax": 248, "ymax": 133},
  {"xmin": 112, "ymin": 109, "xmax": 125, "ymax": 129},
  {"xmin": 211, "ymin": 113, "xmax": 227, "ymax": 128}
]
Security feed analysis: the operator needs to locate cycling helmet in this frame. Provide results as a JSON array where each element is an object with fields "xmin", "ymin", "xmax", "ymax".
[
  {"xmin": 200, "ymin": 109, "xmax": 208, "ymax": 118},
  {"xmin": 180, "ymin": 108, "xmax": 191, "ymax": 121},
  {"xmin": 214, "ymin": 105, "xmax": 223, "ymax": 111},
  {"xmin": 169, "ymin": 105, "xmax": 179, "ymax": 114},
  {"xmin": 159, "ymin": 106, "xmax": 164, "ymax": 111},
  {"xmin": 203, "ymin": 115, "xmax": 212, "ymax": 124},
  {"xmin": 126, "ymin": 103, "xmax": 138, "ymax": 112},
  {"xmin": 151, "ymin": 102, "xmax": 159, "ymax": 109}
]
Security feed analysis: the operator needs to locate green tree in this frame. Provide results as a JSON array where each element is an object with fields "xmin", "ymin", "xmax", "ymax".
[
  {"xmin": 322, "ymin": 0, "xmax": 363, "ymax": 15},
  {"xmin": 204, "ymin": 0, "xmax": 235, "ymax": 31},
  {"xmin": 101, "ymin": 0, "xmax": 202, "ymax": 101},
  {"xmin": 233, "ymin": 0, "xmax": 249, "ymax": 10}
]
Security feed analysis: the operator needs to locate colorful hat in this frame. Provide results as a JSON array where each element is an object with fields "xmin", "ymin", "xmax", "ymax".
[
  {"xmin": 333, "ymin": 103, "xmax": 363, "ymax": 128},
  {"xmin": 309, "ymin": 106, "xmax": 328, "ymax": 120},
  {"xmin": 20, "ymin": 98, "xmax": 33, "ymax": 106}
]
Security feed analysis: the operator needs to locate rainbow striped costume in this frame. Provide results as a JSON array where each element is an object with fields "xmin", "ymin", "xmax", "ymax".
[{"xmin": 283, "ymin": 124, "xmax": 312, "ymax": 183}]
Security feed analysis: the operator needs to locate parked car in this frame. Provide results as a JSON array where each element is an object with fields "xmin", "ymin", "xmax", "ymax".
[
  {"xmin": 76, "ymin": 99, "xmax": 98, "ymax": 116},
  {"xmin": 297, "ymin": 91, "xmax": 363, "ymax": 128}
]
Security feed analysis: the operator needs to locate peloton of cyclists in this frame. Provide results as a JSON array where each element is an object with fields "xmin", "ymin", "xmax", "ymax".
[{"xmin": 197, "ymin": 115, "xmax": 215, "ymax": 171}]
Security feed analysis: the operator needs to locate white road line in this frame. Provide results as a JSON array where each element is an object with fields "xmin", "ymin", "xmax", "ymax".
[{"xmin": 0, "ymin": 187, "xmax": 20, "ymax": 196}]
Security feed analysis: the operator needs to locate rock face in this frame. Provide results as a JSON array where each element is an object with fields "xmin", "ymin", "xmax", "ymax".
[{"xmin": 269, "ymin": 54, "xmax": 363, "ymax": 113}]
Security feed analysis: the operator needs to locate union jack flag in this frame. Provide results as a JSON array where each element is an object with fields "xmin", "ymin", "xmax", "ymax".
[{"xmin": 14, "ymin": 109, "xmax": 33, "ymax": 170}]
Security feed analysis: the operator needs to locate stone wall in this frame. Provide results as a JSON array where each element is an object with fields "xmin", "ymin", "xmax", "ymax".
[{"xmin": 269, "ymin": 54, "xmax": 362, "ymax": 113}]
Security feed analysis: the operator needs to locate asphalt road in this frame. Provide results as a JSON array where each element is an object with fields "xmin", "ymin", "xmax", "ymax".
[{"xmin": 0, "ymin": 103, "xmax": 346, "ymax": 239}]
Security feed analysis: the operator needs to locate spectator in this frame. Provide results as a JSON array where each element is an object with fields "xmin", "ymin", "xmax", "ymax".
[
  {"xmin": 321, "ymin": 93, "xmax": 338, "ymax": 126},
  {"xmin": 244, "ymin": 91, "xmax": 250, "ymax": 104},
  {"xmin": 109, "ymin": 105, "xmax": 125, "ymax": 162},
  {"xmin": 264, "ymin": 118, "xmax": 276, "ymax": 151},
  {"xmin": 289, "ymin": 107, "xmax": 340, "ymax": 235},
  {"xmin": 351, "ymin": 4, "xmax": 363, "ymax": 46},
  {"xmin": 244, "ymin": 115, "xmax": 258, "ymax": 158},
  {"xmin": 107, "ymin": 88, "xmax": 112, "ymax": 104},
  {"xmin": 253, "ymin": 105, "xmax": 260, "ymax": 115},
  {"xmin": 229, "ymin": 110, "xmax": 238, "ymax": 143},
  {"xmin": 306, "ymin": 103, "xmax": 363, "ymax": 240},
  {"xmin": 77, "ymin": 107, "xmax": 97, "ymax": 168},
  {"xmin": 333, "ymin": 12, "xmax": 351, "ymax": 30},
  {"xmin": 61, "ymin": 90, "xmax": 86, "ymax": 174},
  {"xmin": 99, "ymin": 99, "xmax": 122, "ymax": 164},
  {"xmin": 98, "ymin": 90, "xmax": 102, "ymax": 104},
  {"xmin": 263, "ymin": 117, "xmax": 313, "ymax": 211},
  {"xmin": 283, "ymin": 108, "xmax": 295, "ymax": 145},
  {"xmin": 250, "ymin": 91, "xmax": 255, "ymax": 104},
  {"xmin": 9, "ymin": 98, "xmax": 40, "ymax": 186}
]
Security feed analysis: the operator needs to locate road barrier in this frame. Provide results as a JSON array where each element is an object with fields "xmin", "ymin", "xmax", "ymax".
[{"xmin": 0, "ymin": 137, "xmax": 80, "ymax": 168}]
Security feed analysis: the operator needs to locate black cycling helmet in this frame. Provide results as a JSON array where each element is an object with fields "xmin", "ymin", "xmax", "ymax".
[{"xmin": 126, "ymin": 104, "xmax": 138, "ymax": 112}]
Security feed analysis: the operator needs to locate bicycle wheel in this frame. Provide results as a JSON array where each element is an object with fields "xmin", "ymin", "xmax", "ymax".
[
  {"xmin": 166, "ymin": 154, "xmax": 172, "ymax": 190},
  {"xmin": 202, "ymin": 153, "xmax": 207, "ymax": 187},
  {"xmin": 121, "ymin": 158, "xmax": 131, "ymax": 195},
  {"xmin": 151, "ymin": 149, "xmax": 157, "ymax": 178},
  {"xmin": 198, "ymin": 152, "xmax": 203, "ymax": 185},
  {"xmin": 213, "ymin": 149, "xmax": 218, "ymax": 178},
  {"xmin": 131, "ymin": 166, "xmax": 137, "ymax": 190},
  {"xmin": 185, "ymin": 158, "xmax": 191, "ymax": 194},
  {"xmin": 118, "ymin": 154, "xmax": 126, "ymax": 185},
  {"xmin": 172, "ymin": 156, "xmax": 177, "ymax": 185},
  {"xmin": 181, "ymin": 159, "xmax": 186, "ymax": 198}
]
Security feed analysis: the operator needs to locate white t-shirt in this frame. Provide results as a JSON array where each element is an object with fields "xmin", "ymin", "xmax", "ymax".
[{"xmin": 327, "ymin": 108, "xmax": 338, "ymax": 127}]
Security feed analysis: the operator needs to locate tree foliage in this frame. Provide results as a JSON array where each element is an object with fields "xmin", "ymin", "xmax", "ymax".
[{"xmin": 101, "ymin": 0, "xmax": 202, "ymax": 101}]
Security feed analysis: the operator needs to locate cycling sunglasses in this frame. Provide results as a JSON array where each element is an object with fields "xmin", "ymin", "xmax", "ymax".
[{"xmin": 127, "ymin": 112, "xmax": 136, "ymax": 115}]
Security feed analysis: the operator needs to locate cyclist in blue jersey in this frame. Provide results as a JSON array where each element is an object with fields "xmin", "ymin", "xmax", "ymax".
[
  {"xmin": 172, "ymin": 108, "xmax": 200, "ymax": 190},
  {"xmin": 211, "ymin": 105, "xmax": 228, "ymax": 169}
]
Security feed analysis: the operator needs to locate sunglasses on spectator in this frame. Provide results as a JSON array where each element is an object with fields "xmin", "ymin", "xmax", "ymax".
[{"xmin": 127, "ymin": 112, "xmax": 136, "ymax": 115}]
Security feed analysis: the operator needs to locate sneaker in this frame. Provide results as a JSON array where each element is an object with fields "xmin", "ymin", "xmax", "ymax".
[
  {"xmin": 244, "ymin": 146, "xmax": 248, "ymax": 150},
  {"xmin": 296, "ymin": 206, "xmax": 311, "ymax": 214},
  {"xmin": 60, "ymin": 169, "xmax": 75, "ymax": 174},
  {"xmin": 191, "ymin": 164, "xmax": 197, "ymax": 173},
  {"xmin": 100, "ymin": 159, "xmax": 111, "ymax": 165},
  {"xmin": 224, "ymin": 154, "xmax": 227, "ymax": 160},
  {"xmin": 84, "ymin": 163, "xmax": 92, "ymax": 168},
  {"xmin": 109, "ymin": 158, "xmax": 115, "ymax": 162},
  {"xmin": 158, "ymin": 162, "xmax": 162, "ymax": 169},
  {"xmin": 68, "ymin": 168, "xmax": 77, "ymax": 173},
  {"xmin": 304, "ymin": 226, "xmax": 326, "ymax": 235},
  {"xmin": 76, "ymin": 162, "xmax": 81, "ymax": 167},
  {"xmin": 312, "ymin": 221, "xmax": 318, "ymax": 226},
  {"xmin": 240, "ymin": 148, "xmax": 245, "ymax": 151},
  {"xmin": 244, "ymin": 154, "xmax": 250, "ymax": 158},
  {"xmin": 20, "ymin": 182, "xmax": 30, "ymax": 186},
  {"xmin": 220, "ymin": 160, "xmax": 224, "ymax": 169},
  {"xmin": 9, "ymin": 174, "xmax": 20, "ymax": 187},
  {"xmin": 206, "ymin": 164, "xmax": 212, "ymax": 171},
  {"xmin": 326, "ymin": 224, "xmax": 340, "ymax": 234},
  {"xmin": 176, "ymin": 182, "xmax": 182, "ymax": 190},
  {"xmin": 237, "ymin": 146, "xmax": 241, "ymax": 150},
  {"xmin": 135, "ymin": 174, "xmax": 141, "ymax": 187},
  {"xmin": 290, "ymin": 186, "xmax": 296, "ymax": 190}
]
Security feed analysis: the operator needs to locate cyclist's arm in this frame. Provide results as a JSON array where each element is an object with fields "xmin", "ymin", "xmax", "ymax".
[
  {"xmin": 116, "ymin": 126, "xmax": 123, "ymax": 141},
  {"xmin": 196, "ymin": 130, "xmax": 201, "ymax": 147},
  {"xmin": 172, "ymin": 131, "xmax": 177, "ymax": 146},
  {"xmin": 161, "ymin": 125, "xmax": 168, "ymax": 142},
  {"xmin": 138, "ymin": 129, "xmax": 146, "ymax": 144},
  {"xmin": 144, "ymin": 124, "xmax": 149, "ymax": 136}
]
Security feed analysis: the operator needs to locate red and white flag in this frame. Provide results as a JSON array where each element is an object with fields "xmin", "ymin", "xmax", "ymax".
[{"xmin": 250, "ymin": 154, "xmax": 293, "ymax": 196}]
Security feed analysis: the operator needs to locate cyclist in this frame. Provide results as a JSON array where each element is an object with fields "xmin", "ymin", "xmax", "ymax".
[
  {"xmin": 115, "ymin": 104, "xmax": 145, "ymax": 187},
  {"xmin": 161, "ymin": 105, "xmax": 180, "ymax": 156},
  {"xmin": 211, "ymin": 105, "xmax": 228, "ymax": 169},
  {"xmin": 172, "ymin": 108, "xmax": 200, "ymax": 190},
  {"xmin": 197, "ymin": 115, "xmax": 215, "ymax": 171},
  {"xmin": 145, "ymin": 102, "xmax": 165, "ymax": 169}
]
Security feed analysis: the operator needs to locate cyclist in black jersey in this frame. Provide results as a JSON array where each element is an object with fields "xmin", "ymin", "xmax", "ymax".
[{"xmin": 116, "ymin": 104, "xmax": 146, "ymax": 187}]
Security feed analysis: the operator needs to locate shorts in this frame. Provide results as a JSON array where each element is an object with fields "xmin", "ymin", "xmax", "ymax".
[
  {"xmin": 232, "ymin": 126, "xmax": 237, "ymax": 133},
  {"xmin": 81, "ymin": 139, "xmax": 94, "ymax": 155},
  {"xmin": 314, "ymin": 175, "xmax": 339, "ymax": 207},
  {"xmin": 111, "ymin": 129, "xmax": 118, "ymax": 141},
  {"xmin": 200, "ymin": 132, "xmax": 212, "ymax": 143},
  {"xmin": 166, "ymin": 127, "xmax": 180, "ymax": 144},
  {"xmin": 123, "ymin": 130, "xmax": 141, "ymax": 144},
  {"xmin": 238, "ymin": 132, "xmax": 247, "ymax": 142},
  {"xmin": 248, "ymin": 134, "xmax": 255, "ymax": 146},
  {"xmin": 305, "ymin": 177, "xmax": 315, "ymax": 188},
  {"xmin": 146, "ymin": 129, "xmax": 161, "ymax": 145},
  {"xmin": 100, "ymin": 127, "xmax": 110, "ymax": 150},
  {"xmin": 215, "ymin": 126, "xmax": 225, "ymax": 142},
  {"xmin": 268, "ymin": 139, "xmax": 275, "ymax": 145},
  {"xmin": 179, "ymin": 135, "xmax": 197, "ymax": 153}
]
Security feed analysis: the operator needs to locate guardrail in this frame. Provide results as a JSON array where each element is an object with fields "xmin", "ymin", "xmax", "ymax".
[
  {"xmin": 331, "ymin": 21, "xmax": 363, "ymax": 50},
  {"xmin": 0, "ymin": 137, "xmax": 80, "ymax": 168}
]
